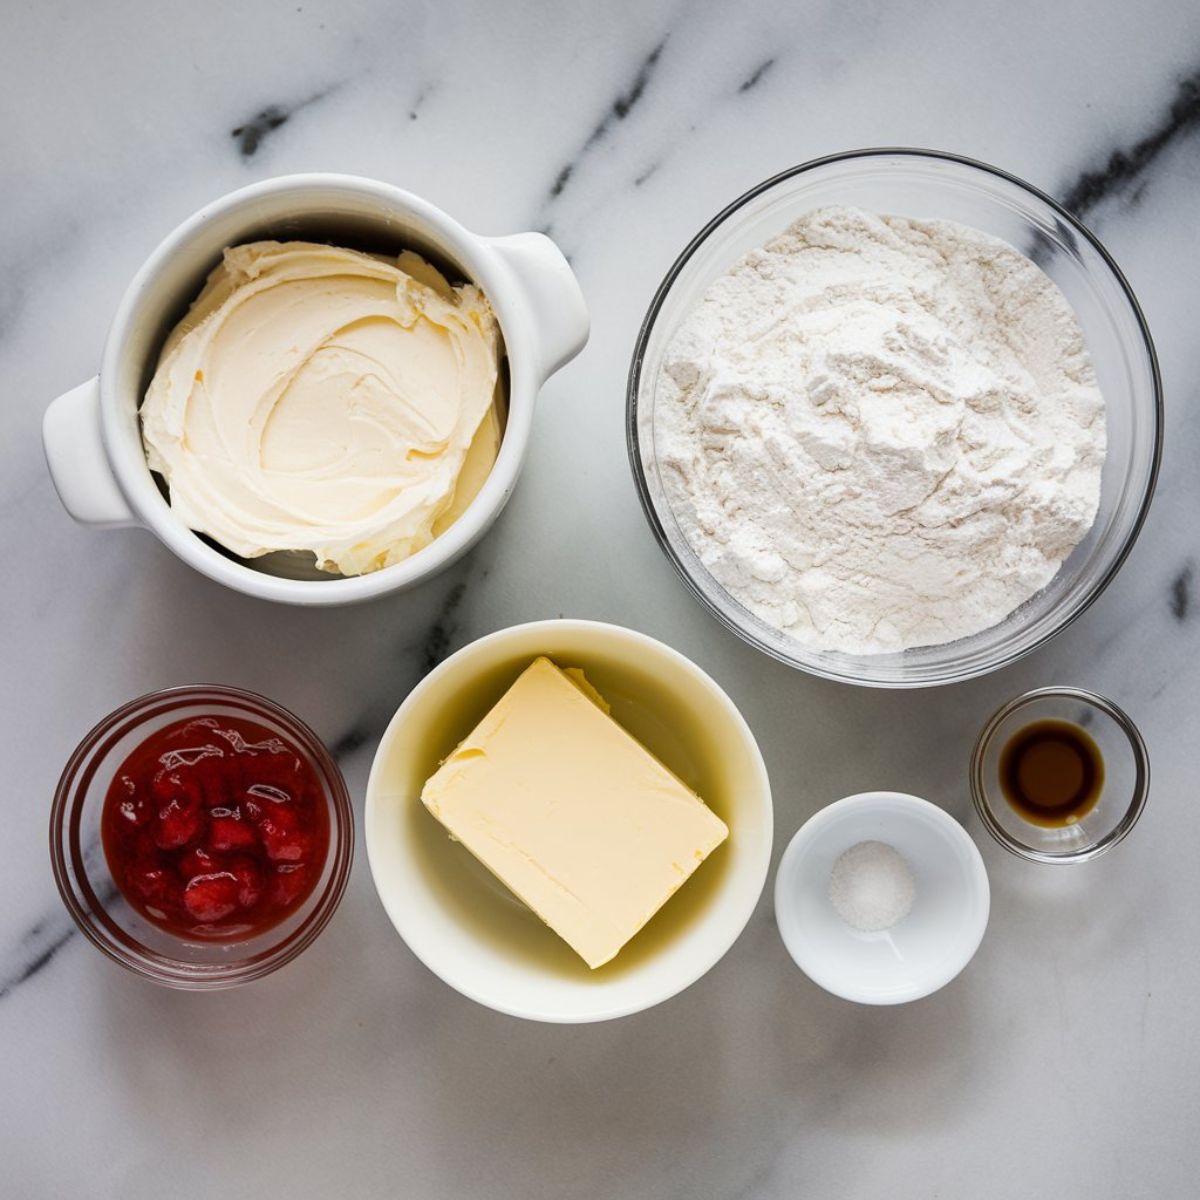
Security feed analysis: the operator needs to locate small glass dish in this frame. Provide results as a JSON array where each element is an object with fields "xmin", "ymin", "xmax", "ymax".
[
  {"xmin": 50, "ymin": 685, "xmax": 354, "ymax": 989},
  {"xmin": 970, "ymin": 687, "xmax": 1149, "ymax": 863},
  {"xmin": 627, "ymin": 148, "xmax": 1162, "ymax": 687}
]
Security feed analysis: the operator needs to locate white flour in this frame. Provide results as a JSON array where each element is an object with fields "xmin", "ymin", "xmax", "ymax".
[{"xmin": 653, "ymin": 207, "xmax": 1106, "ymax": 655}]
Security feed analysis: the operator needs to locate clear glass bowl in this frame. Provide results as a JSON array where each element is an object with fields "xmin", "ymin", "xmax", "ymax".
[
  {"xmin": 50, "ymin": 685, "xmax": 354, "ymax": 989},
  {"xmin": 970, "ymin": 686, "xmax": 1149, "ymax": 863},
  {"xmin": 627, "ymin": 149, "xmax": 1163, "ymax": 687}
]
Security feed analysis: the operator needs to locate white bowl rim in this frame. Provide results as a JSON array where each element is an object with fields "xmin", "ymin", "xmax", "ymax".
[
  {"xmin": 774, "ymin": 789, "xmax": 990, "ymax": 1005},
  {"xmin": 364, "ymin": 618, "xmax": 774, "ymax": 1022}
]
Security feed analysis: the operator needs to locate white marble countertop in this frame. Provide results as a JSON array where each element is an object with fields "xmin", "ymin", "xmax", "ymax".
[{"xmin": 5, "ymin": 1, "xmax": 1200, "ymax": 1195}]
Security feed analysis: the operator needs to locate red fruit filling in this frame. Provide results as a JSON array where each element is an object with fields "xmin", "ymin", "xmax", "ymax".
[
  {"xmin": 209, "ymin": 815, "xmax": 257, "ymax": 852},
  {"xmin": 183, "ymin": 872, "xmax": 240, "ymax": 923},
  {"xmin": 270, "ymin": 864, "xmax": 310, "ymax": 908},
  {"xmin": 101, "ymin": 715, "xmax": 330, "ymax": 940}
]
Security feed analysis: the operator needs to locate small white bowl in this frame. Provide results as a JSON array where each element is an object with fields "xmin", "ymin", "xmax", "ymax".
[
  {"xmin": 365, "ymin": 619, "xmax": 773, "ymax": 1023},
  {"xmin": 775, "ymin": 792, "xmax": 989, "ymax": 1005}
]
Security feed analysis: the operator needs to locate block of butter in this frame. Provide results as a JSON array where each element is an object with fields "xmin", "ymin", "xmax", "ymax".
[{"xmin": 421, "ymin": 656, "xmax": 729, "ymax": 969}]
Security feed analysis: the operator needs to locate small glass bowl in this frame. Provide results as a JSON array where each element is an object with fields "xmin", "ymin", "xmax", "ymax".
[
  {"xmin": 50, "ymin": 685, "xmax": 354, "ymax": 989},
  {"xmin": 970, "ymin": 687, "xmax": 1149, "ymax": 863},
  {"xmin": 627, "ymin": 148, "xmax": 1162, "ymax": 687}
]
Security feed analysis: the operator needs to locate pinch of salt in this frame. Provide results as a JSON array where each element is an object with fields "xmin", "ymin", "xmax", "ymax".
[{"xmin": 828, "ymin": 840, "xmax": 915, "ymax": 933}]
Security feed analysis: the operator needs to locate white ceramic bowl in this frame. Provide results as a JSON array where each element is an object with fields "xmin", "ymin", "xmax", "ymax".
[
  {"xmin": 42, "ymin": 173, "xmax": 589, "ymax": 604},
  {"xmin": 365, "ymin": 619, "xmax": 773, "ymax": 1022},
  {"xmin": 775, "ymin": 791, "xmax": 989, "ymax": 1004}
]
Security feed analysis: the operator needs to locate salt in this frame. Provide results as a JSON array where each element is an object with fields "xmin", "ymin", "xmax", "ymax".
[{"xmin": 828, "ymin": 841, "xmax": 915, "ymax": 932}]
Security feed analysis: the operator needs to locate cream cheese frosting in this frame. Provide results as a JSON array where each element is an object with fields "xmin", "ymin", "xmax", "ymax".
[{"xmin": 141, "ymin": 240, "xmax": 502, "ymax": 575}]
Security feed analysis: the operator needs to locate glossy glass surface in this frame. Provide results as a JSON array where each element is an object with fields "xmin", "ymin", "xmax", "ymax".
[
  {"xmin": 971, "ymin": 687, "xmax": 1149, "ymax": 863},
  {"xmin": 51, "ymin": 686, "xmax": 353, "ymax": 988},
  {"xmin": 628, "ymin": 149, "xmax": 1162, "ymax": 687}
]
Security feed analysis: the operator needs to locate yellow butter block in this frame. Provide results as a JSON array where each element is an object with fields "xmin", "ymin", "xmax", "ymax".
[{"xmin": 421, "ymin": 656, "xmax": 729, "ymax": 968}]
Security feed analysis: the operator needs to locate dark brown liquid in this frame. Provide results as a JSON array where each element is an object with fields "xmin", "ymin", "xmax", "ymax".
[{"xmin": 999, "ymin": 719, "xmax": 1104, "ymax": 827}]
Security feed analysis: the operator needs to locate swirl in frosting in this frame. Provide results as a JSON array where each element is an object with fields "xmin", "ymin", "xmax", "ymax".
[{"xmin": 141, "ymin": 240, "xmax": 502, "ymax": 576}]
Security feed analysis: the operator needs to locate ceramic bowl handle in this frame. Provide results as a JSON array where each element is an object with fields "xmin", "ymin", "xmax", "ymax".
[
  {"xmin": 43, "ymin": 377, "xmax": 136, "ymax": 527},
  {"xmin": 487, "ymin": 233, "xmax": 589, "ymax": 383}
]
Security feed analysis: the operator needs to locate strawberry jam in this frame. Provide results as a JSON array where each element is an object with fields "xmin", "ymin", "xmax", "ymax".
[{"xmin": 101, "ymin": 715, "xmax": 329, "ymax": 940}]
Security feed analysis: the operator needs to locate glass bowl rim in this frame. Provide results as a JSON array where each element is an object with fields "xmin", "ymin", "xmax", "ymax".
[
  {"xmin": 625, "ymin": 146, "xmax": 1164, "ymax": 688},
  {"xmin": 968, "ymin": 685, "xmax": 1150, "ymax": 863},
  {"xmin": 49, "ymin": 683, "xmax": 355, "ymax": 989}
]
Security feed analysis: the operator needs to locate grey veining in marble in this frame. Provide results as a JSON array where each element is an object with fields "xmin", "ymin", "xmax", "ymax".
[{"xmin": 4, "ymin": 1, "xmax": 1200, "ymax": 1196}]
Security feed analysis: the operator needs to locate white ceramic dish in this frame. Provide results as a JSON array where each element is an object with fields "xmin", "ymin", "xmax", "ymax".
[
  {"xmin": 775, "ymin": 791, "xmax": 989, "ymax": 1005},
  {"xmin": 42, "ymin": 173, "xmax": 589, "ymax": 604},
  {"xmin": 365, "ymin": 619, "xmax": 773, "ymax": 1023}
]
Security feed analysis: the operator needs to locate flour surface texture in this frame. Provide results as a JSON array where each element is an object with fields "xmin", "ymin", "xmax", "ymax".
[{"xmin": 653, "ymin": 207, "xmax": 1107, "ymax": 654}]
